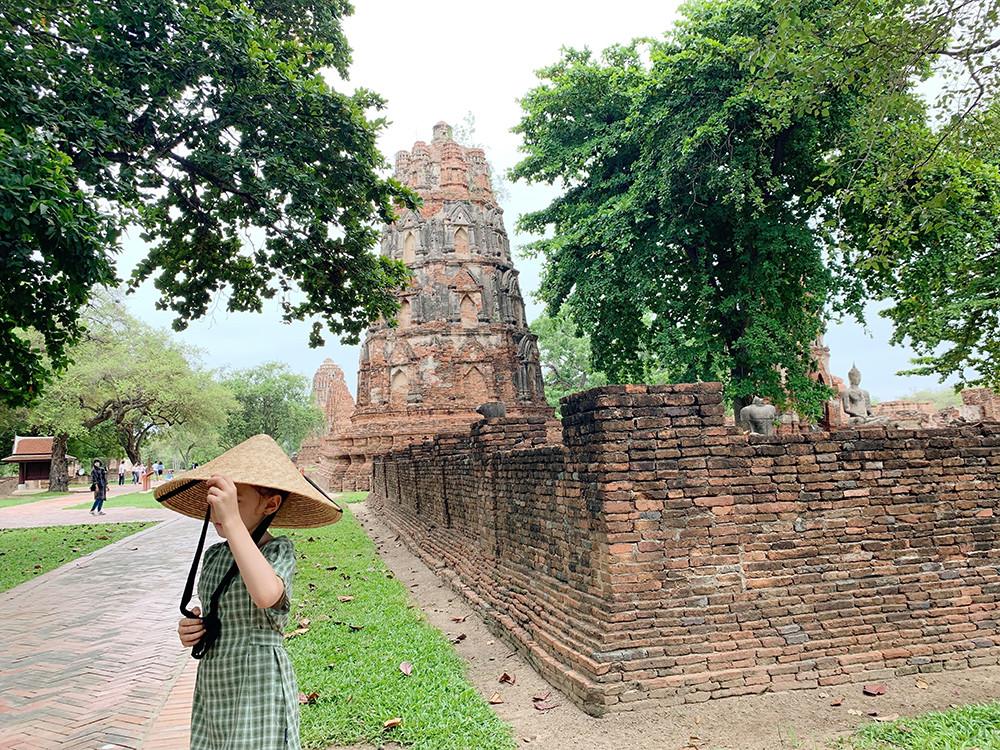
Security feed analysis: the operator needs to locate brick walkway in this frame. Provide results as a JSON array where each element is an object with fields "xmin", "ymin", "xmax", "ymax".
[
  {"xmin": 0, "ymin": 515, "xmax": 213, "ymax": 749},
  {"xmin": 0, "ymin": 485, "xmax": 175, "ymax": 529}
]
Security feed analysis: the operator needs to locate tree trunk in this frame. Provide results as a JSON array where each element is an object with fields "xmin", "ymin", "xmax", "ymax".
[
  {"xmin": 48, "ymin": 433, "xmax": 69, "ymax": 492},
  {"xmin": 120, "ymin": 428, "xmax": 141, "ymax": 465}
]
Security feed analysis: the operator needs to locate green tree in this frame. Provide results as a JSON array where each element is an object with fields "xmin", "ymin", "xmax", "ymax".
[
  {"xmin": 531, "ymin": 306, "xmax": 608, "ymax": 409},
  {"xmin": 756, "ymin": 0, "xmax": 1000, "ymax": 389},
  {"xmin": 1, "ymin": 0, "xmax": 416, "ymax": 408},
  {"xmin": 513, "ymin": 0, "xmax": 1000, "ymax": 416},
  {"xmin": 220, "ymin": 363, "xmax": 323, "ymax": 454},
  {"xmin": 27, "ymin": 299, "xmax": 233, "ymax": 489}
]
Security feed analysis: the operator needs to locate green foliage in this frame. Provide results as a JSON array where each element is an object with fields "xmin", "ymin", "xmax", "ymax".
[
  {"xmin": 530, "ymin": 305, "xmax": 609, "ymax": 409},
  {"xmin": 753, "ymin": 0, "xmax": 1000, "ymax": 389},
  {"xmin": 220, "ymin": 362, "xmax": 324, "ymax": 454},
  {"xmin": 26, "ymin": 297, "xmax": 234, "ymax": 464},
  {"xmin": 1, "ymin": 0, "xmax": 417, "ymax": 408},
  {"xmin": 513, "ymin": 7, "xmax": 840, "ymax": 418},
  {"xmin": 839, "ymin": 701, "xmax": 1000, "ymax": 749},
  {"xmin": 0, "ymin": 522, "xmax": 154, "ymax": 592},
  {"xmin": 286, "ymin": 509, "xmax": 514, "ymax": 750},
  {"xmin": 899, "ymin": 387, "xmax": 963, "ymax": 409},
  {"xmin": 514, "ymin": 0, "xmax": 1000, "ymax": 411}
]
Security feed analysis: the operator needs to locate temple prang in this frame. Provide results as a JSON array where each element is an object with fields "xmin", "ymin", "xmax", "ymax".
[{"xmin": 315, "ymin": 123, "xmax": 553, "ymax": 491}]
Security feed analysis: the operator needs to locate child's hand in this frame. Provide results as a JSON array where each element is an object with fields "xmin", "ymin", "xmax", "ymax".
[
  {"xmin": 178, "ymin": 606, "xmax": 204, "ymax": 647},
  {"xmin": 206, "ymin": 475, "xmax": 240, "ymax": 529}
]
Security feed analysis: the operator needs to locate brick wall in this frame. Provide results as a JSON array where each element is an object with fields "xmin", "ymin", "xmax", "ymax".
[{"xmin": 370, "ymin": 383, "xmax": 1000, "ymax": 715}]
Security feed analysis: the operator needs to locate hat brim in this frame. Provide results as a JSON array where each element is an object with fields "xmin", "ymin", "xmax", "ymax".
[
  {"xmin": 152, "ymin": 434, "xmax": 342, "ymax": 528},
  {"xmin": 156, "ymin": 477, "xmax": 341, "ymax": 528}
]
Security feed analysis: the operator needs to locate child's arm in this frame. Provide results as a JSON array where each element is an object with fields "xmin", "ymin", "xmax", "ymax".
[{"xmin": 206, "ymin": 476, "xmax": 285, "ymax": 609}]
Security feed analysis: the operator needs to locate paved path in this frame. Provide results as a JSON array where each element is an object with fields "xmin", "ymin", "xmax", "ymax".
[
  {"xmin": 0, "ymin": 485, "xmax": 175, "ymax": 529},
  {"xmin": 0, "ymin": 515, "xmax": 214, "ymax": 749}
]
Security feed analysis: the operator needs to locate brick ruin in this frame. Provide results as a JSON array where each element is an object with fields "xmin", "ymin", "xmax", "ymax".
[
  {"xmin": 297, "ymin": 359, "xmax": 355, "ymax": 470},
  {"xmin": 370, "ymin": 382, "xmax": 1000, "ymax": 715},
  {"xmin": 315, "ymin": 123, "xmax": 551, "ymax": 491},
  {"xmin": 873, "ymin": 388, "xmax": 1000, "ymax": 429}
]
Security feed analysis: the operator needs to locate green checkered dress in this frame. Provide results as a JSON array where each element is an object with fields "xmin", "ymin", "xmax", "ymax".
[{"xmin": 190, "ymin": 536, "xmax": 300, "ymax": 750}]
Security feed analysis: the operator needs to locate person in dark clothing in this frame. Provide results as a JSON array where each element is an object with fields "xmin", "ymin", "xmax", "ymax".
[{"xmin": 90, "ymin": 459, "xmax": 109, "ymax": 515}]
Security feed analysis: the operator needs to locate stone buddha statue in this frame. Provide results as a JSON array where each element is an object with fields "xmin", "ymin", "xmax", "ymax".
[
  {"xmin": 840, "ymin": 365, "xmax": 888, "ymax": 425},
  {"xmin": 739, "ymin": 396, "xmax": 777, "ymax": 435}
]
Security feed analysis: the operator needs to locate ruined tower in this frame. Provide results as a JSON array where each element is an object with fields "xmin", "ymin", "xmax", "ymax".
[
  {"xmin": 316, "ymin": 122, "xmax": 551, "ymax": 491},
  {"xmin": 297, "ymin": 359, "xmax": 355, "ymax": 469}
]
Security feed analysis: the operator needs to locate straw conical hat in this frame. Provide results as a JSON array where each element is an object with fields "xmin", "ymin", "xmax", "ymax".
[{"xmin": 154, "ymin": 434, "xmax": 341, "ymax": 528}]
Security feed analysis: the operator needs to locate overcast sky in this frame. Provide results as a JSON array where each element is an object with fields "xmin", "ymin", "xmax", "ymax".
[{"xmin": 118, "ymin": 0, "xmax": 958, "ymax": 401}]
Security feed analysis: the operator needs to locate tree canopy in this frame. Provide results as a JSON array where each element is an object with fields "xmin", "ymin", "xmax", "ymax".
[
  {"xmin": 1, "ymin": 0, "xmax": 416, "ymax": 407},
  {"xmin": 512, "ymin": 0, "xmax": 1000, "ymax": 414},
  {"xmin": 220, "ymin": 362, "xmax": 323, "ymax": 454},
  {"xmin": 25, "ymin": 297, "xmax": 232, "ymax": 487}
]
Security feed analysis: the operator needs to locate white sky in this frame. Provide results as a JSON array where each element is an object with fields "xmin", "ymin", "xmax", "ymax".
[{"xmin": 118, "ymin": 0, "xmax": 958, "ymax": 401}]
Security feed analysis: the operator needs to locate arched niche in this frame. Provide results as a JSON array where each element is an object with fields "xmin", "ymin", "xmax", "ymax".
[
  {"xmin": 397, "ymin": 299, "xmax": 411, "ymax": 327},
  {"xmin": 403, "ymin": 231, "xmax": 417, "ymax": 264},
  {"xmin": 390, "ymin": 368, "xmax": 410, "ymax": 406},
  {"xmin": 454, "ymin": 227, "xmax": 470, "ymax": 258},
  {"xmin": 460, "ymin": 294, "xmax": 477, "ymax": 327}
]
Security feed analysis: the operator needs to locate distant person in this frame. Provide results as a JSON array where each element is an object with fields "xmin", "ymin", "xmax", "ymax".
[
  {"xmin": 89, "ymin": 459, "xmax": 108, "ymax": 516},
  {"xmin": 142, "ymin": 462, "xmax": 153, "ymax": 491},
  {"xmin": 156, "ymin": 460, "xmax": 164, "ymax": 478},
  {"xmin": 132, "ymin": 464, "xmax": 140, "ymax": 484},
  {"xmin": 138, "ymin": 462, "xmax": 147, "ymax": 489},
  {"xmin": 118, "ymin": 462, "xmax": 126, "ymax": 486}
]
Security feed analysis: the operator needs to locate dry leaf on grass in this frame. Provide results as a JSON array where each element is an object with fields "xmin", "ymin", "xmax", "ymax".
[
  {"xmin": 383, "ymin": 717, "xmax": 403, "ymax": 730},
  {"xmin": 399, "ymin": 661, "xmax": 413, "ymax": 676},
  {"xmin": 498, "ymin": 671, "xmax": 516, "ymax": 685},
  {"xmin": 348, "ymin": 623, "xmax": 364, "ymax": 631},
  {"xmin": 489, "ymin": 691, "xmax": 504, "ymax": 704},
  {"xmin": 297, "ymin": 691, "xmax": 319, "ymax": 704},
  {"xmin": 337, "ymin": 595, "xmax": 354, "ymax": 603}
]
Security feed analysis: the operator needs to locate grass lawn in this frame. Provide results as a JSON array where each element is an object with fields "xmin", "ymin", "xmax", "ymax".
[
  {"xmin": 335, "ymin": 491, "xmax": 369, "ymax": 505},
  {"xmin": 0, "ymin": 522, "xmax": 155, "ymax": 592},
  {"xmin": 838, "ymin": 702, "xmax": 1000, "ymax": 749},
  {"xmin": 0, "ymin": 490, "xmax": 86, "ymax": 508},
  {"xmin": 284, "ymin": 507, "xmax": 514, "ymax": 750},
  {"xmin": 65, "ymin": 490, "xmax": 163, "ymax": 511}
]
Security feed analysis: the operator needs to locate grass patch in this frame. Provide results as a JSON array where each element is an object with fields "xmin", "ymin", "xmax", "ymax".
[
  {"xmin": 839, "ymin": 702, "xmax": 1000, "ymax": 749},
  {"xmin": 0, "ymin": 490, "xmax": 83, "ymax": 508},
  {"xmin": 65, "ymin": 490, "xmax": 162, "ymax": 510},
  {"xmin": 284, "ymin": 507, "xmax": 514, "ymax": 750},
  {"xmin": 335, "ymin": 491, "xmax": 369, "ymax": 505},
  {"xmin": 0, "ymin": 522, "xmax": 155, "ymax": 592}
]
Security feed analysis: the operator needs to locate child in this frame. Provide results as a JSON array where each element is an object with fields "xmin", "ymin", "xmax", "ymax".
[{"xmin": 155, "ymin": 434, "xmax": 341, "ymax": 750}]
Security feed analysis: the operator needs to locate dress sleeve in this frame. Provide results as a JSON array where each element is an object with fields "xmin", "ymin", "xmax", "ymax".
[{"xmin": 262, "ymin": 537, "xmax": 296, "ymax": 620}]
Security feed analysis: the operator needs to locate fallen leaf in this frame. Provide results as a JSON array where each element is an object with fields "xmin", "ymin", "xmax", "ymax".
[
  {"xmin": 285, "ymin": 625, "xmax": 310, "ymax": 639},
  {"xmin": 297, "ymin": 691, "xmax": 319, "ymax": 704},
  {"xmin": 337, "ymin": 595, "xmax": 354, "ymax": 603},
  {"xmin": 533, "ymin": 701, "xmax": 559, "ymax": 712},
  {"xmin": 325, "ymin": 565, "xmax": 337, "ymax": 570},
  {"xmin": 451, "ymin": 615, "xmax": 467, "ymax": 623},
  {"xmin": 532, "ymin": 691, "xmax": 551, "ymax": 703},
  {"xmin": 383, "ymin": 717, "xmax": 403, "ymax": 730},
  {"xmin": 451, "ymin": 633, "xmax": 467, "ymax": 644},
  {"xmin": 863, "ymin": 683, "xmax": 888, "ymax": 697},
  {"xmin": 348, "ymin": 623, "xmax": 364, "ymax": 631},
  {"xmin": 399, "ymin": 661, "xmax": 413, "ymax": 676},
  {"xmin": 830, "ymin": 696, "xmax": 844, "ymax": 707},
  {"xmin": 915, "ymin": 678, "xmax": 928, "ymax": 689},
  {"xmin": 873, "ymin": 714, "xmax": 900, "ymax": 723},
  {"xmin": 499, "ymin": 672, "xmax": 516, "ymax": 685},
  {"xmin": 847, "ymin": 709, "xmax": 864, "ymax": 717},
  {"xmin": 298, "ymin": 617, "xmax": 311, "ymax": 628},
  {"xmin": 488, "ymin": 691, "xmax": 504, "ymax": 704}
]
